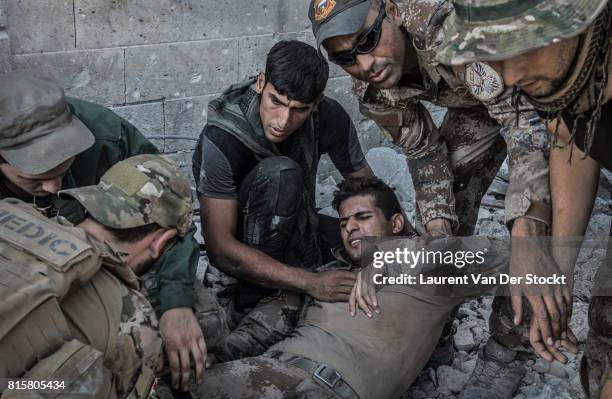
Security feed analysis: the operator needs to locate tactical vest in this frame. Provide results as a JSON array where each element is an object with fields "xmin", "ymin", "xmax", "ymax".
[
  {"xmin": 207, "ymin": 78, "xmax": 322, "ymax": 269},
  {"xmin": 0, "ymin": 199, "xmax": 161, "ymax": 399}
]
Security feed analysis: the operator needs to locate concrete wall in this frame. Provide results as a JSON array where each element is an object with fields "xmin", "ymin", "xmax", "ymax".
[{"xmin": 1, "ymin": 0, "xmax": 388, "ymax": 186}]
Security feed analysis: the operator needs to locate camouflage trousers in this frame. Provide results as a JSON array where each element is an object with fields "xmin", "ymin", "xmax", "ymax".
[
  {"xmin": 211, "ymin": 289, "xmax": 304, "ymax": 363},
  {"xmin": 489, "ymin": 233, "xmax": 612, "ymax": 398},
  {"xmin": 139, "ymin": 273, "xmax": 230, "ymax": 350},
  {"xmin": 139, "ymin": 268, "xmax": 302, "ymax": 363},
  {"xmin": 438, "ymin": 106, "xmax": 507, "ymax": 235},
  {"xmin": 178, "ymin": 355, "xmax": 341, "ymax": 399}
]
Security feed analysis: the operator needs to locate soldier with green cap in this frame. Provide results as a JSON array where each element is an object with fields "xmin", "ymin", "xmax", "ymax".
[
  {"xmin": 0, "ymin": 154, "xmax": 218, "ymax": 398},
  {"xmin": 308, "ymin": 0, "xmax": 553, "ymax": 386},
  {"xmin": 0, "ymin": 71, "xmax": 205, "ymax": 391},
  {"xmin": 437, "ymin": 1, "xmax": 612, "ymax": 398}
]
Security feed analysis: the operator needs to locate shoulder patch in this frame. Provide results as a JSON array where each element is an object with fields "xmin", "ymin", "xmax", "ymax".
[
  {"xmin": 465, "ymin": 62, "xmax": 504, "ymax": 101},
  {"xmin": 0, "ymin": 201, "xmax": 90, "ymax": 271}
]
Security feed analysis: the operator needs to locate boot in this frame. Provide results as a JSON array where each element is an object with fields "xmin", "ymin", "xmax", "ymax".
[{"xmin": 458, "ymin": 338, "xmax": 525, "ymax": 399}]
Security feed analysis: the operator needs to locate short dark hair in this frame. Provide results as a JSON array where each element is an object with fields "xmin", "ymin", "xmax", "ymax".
[
  {"xmin": 105, "ymin": 223, "xmax": 162, "ymax": 243},
  {"xmin": 265, "ymin": 40, "xmax": 329, "ymax": 104},
  {"xmin": 332, "ymin": 177, "xmax": 402, "ymax": 220}
]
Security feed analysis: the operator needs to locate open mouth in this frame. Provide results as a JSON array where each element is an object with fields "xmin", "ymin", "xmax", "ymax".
[{"xmin": 348, "ymin": 238, "xmax": 362, "ymax": 248}]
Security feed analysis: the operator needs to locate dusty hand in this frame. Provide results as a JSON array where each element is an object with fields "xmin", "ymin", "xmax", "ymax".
[
  {"xmin": 528, "ymin": 314, "xmax": 577, "ymax": 363},
  {"xmin": 424, "ymin": 218, "xmax": 452, "ymax": 238},
  {"xmin": 307, "ymin": 270, "xmax": 356, "ymax": 302},
  {"xmin": 348, "ymin": 270, "xmax": 381, "ymax": 318},
  {"xmin": 160, "ymin": 307, "xmax": 207, "ymax": 390},
  {"xmin": 510, "ymin": 219, "xmax": 572, "ymax": 347}
]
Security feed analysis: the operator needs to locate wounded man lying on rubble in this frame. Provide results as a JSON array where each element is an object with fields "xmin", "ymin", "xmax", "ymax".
[{"xmin": 157, "ymin": 176, "xmax": 508, "ymax": 399}]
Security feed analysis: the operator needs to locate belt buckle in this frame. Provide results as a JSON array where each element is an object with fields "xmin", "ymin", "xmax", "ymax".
[{"xmin": 313, "ymin": 363, "xmax": 342, "ymax": 389}]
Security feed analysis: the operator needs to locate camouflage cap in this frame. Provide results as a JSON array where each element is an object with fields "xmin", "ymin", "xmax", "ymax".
[
  {"xmin": 309, "ymin": 0, "xmax": 371, "ymax": 51},
  {"xmin": 436, "ymin": 0, "xmax": 608, "ymax": 65},
  {"xmin": 0, "ymin": 72, "xmax": 95, "ymax": 174},
  {"xmin": 59, "ymin": 154, "xmax": 193, "ymax": 237}
]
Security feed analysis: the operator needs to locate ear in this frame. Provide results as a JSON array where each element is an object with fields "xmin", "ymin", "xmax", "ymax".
[
  {"xmin": 255, "ymin": 72, "xmax": 266, "ymax": 94},
  {"xmin": 149, "ymin": 229, "xmax": 178, "ymax": 260},
  {"xmin": 312, "ymin": 95, "xmax": 323, "ymax": 111},
  {"xmin": 386, "ymin": 0, "xmax": 402, "ymax": 27},
  {"xmin": 391, "ymin": 212, "xmax": 405, "ymax": 235}
]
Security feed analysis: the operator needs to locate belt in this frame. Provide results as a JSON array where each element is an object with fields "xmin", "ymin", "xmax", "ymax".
[{"xmin": 267, "ymin": 351, "xmax": 360, "ymax": 399}]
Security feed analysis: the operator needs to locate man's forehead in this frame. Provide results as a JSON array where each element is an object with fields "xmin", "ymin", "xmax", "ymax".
[
  {"xmin": 339, "ymin": 194, "xmax": 378, "ymax": 216},
  {"xmin": 264, "ymin": 82, "xmax": 314, "ymax": 108}
]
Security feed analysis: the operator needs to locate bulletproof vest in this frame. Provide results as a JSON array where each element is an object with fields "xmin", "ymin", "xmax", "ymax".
[
  {"xmin": 208, "ymin": 78, "xmax": 322, "ymax": 270},
  {"xmin": 0, "ymin": 199, "xmax": 159, "ymax": 398}
]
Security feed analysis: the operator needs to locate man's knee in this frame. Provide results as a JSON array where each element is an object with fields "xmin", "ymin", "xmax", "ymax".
[{"xmin": 242, "ymin": 156, "xmax": 304, "ymax": 217}]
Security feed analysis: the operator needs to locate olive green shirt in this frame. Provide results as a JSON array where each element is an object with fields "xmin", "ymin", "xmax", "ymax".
[{"xmin": 0, "ymin": 97, "xmax": 199, "ymax": 314}]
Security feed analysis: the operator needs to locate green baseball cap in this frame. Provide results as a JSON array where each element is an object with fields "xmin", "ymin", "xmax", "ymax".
[
  {"xmin": 0, "ymin": 72, "xmax": 95, "ymax": 175},
  {"xmin": 436, "ymin": 0, "xmax": 608, "ymax": 65},
  {"xmin": 309, "ymin": 0, "xmax": 371, "ymax": 51},
  {"xmin": 59, "ymin": 154, "xmax": 193, "ymax": 237}
]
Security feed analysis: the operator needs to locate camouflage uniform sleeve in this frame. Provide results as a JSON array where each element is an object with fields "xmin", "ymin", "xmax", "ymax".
[
  {"xmin": 354, "ymin": 80, "xmax": 457, "ymax": 228},
  {"xmin": 486, "ymin": 93, "xmax": 551, "ymax": 227}
]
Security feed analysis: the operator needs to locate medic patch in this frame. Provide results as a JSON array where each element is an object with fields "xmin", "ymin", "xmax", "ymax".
[
  {"xmin": 314, "ymin": 0, "xmax": 337, "ymax": 21},
  {"xmin": 465, "ymin": 62, "xmax": 504, "ymax": 101}
]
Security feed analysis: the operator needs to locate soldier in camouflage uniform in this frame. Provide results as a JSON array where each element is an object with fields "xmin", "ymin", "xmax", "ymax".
[
  {"xmin": 0, "ymin": 72, "xmax": 205, "ymax": 391},
  {"xmin": 437, "ymin": 1, "xmax": 612, "ymax": 398},
  {"xmin": 308, "ymin": 0, "xmax": 552, "ymax": 385},
  {"xmin": 0, "ymin": 154, "xmax": 197, "ymax": 398}
]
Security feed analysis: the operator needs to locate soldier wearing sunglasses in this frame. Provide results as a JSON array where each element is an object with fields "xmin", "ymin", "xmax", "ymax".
[{"xmin": 309, "ymin": 0, "xmax": 555, "ymax": 393}]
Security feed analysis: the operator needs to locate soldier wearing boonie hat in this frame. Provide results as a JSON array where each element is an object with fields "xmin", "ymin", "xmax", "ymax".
[
  {"xmin": 436, "ymin": 2, "xmax": 612, "ymax": 398},
  {"xmin": 0, "ymin": 71, "xmax": 207, "ymax": 391},
  {"xmin": 60, "ymin": 154, "xmax": 193, "ymax": 238}
]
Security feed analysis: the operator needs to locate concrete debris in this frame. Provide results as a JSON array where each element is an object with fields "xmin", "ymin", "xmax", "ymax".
[{"xmin": 453, "ymin": 325, "xmax": 476, "ymax": 352}]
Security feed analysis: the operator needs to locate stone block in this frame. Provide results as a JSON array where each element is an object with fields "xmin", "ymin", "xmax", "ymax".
[
  {"xmin": 11, "ymin": 48, "xmax": 125, "ymax": 105},
  {"xmin": 164, "ymin": 94, "xmax": 218, "ymax": 152},
  {"xmin": 237, "ymin": 31, "xmax": 314, "ymax": 79},
  {"xmin": 7, "ymin": 0, "xmax": 75, "ymax": 53},
  {"xmin": 125, "ymin": 39, "xmax": 238, "ymax": 102},
  {"xmin": 277, "ymin": 0, "xmax": 311, "ymax": 33},
  {"xmin": 75, "ymin": 0, "xmax": 286, "ymax": 48},
  {"xmin": 325, "ymin": 76, "xmax": 359, "ymax": 122},
  {"xmin": 237, "ymin": 31, "xmax": 345, "ymax": 80},
  {"xmin": 0, "ymin": 31, "xmax": 10, "ymax": 74},
  {"xmin": 110, "ymin": 101, "xmax": 165, "ymax": 150},
  {"xmin": 0, "ymin": 0, "xmax": 7, "ymax": 28},
  {"xmin": 165, "ymin": 151, "xmax": 196, "ymax": 191}
]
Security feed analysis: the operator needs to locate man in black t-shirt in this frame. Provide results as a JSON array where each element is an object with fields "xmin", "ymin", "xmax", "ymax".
[{"xmin": 192, "ymin": 40, "xmax": 373, "ymax": 363}]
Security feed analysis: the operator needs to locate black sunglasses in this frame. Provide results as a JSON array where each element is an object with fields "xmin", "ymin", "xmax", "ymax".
[{"xmin": 328, "ymin": 1, "xmax": 387, "ymax": 67}]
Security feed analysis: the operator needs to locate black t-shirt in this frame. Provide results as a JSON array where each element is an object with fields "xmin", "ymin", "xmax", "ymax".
[
  {"xmin": 192, "ymin": 96, "xmax": 367, "ymax": 199},
  {"xmin": 562, "ymin": 100, "xmax": 612, "ymax": 171}
]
